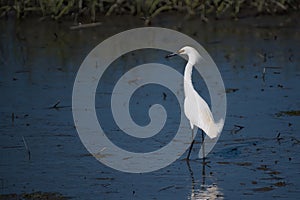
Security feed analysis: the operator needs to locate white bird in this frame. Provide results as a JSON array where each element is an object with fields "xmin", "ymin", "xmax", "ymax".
[{"xmin": 166, "ymin": 46, "xmax": 224, "ymax": 160}]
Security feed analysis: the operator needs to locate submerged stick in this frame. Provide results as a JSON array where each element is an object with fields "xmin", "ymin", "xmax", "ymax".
[
  {"xmin": 22, "ymin": 136, "xmax": 31, "ymax": 160},
  {"xmin": 70, "ymin": 22, "xmax": 102, "ymax": 30},
  {"xmin": 48, "ymin": 100, "xmax": 70, "ymax": 110},
  {"xmin": 231, "ymin": 124, "xmax": 244, "ymax": 134},
  {"xmin": 11, "ymin": 112, "xmax": 14, "ymax": 124},
  {"xmin": 262, "ymin": 67, "xmax": 266, "ymax": 82},
  {"xmin": 158, "ymin": 185, "xmax": 174, "ymax": 192},
  {"xmin": 49, "ymin": 100, "xmax": 60, "ymax": 109}
]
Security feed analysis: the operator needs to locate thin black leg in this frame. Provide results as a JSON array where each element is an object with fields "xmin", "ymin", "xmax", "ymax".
[
  {"xmin": 187, "ymin": 139, "xmax": 195, "ymax": 161},
  {"xmin": 186, "ymin": 159, "xmax": 196, "ymax": 196},
  {"xmin": 202, "ymin": 130, "xmax": 205, "ymax": 159},
  {"xmin": 186, "ymin": 128, "xmax": 195, "ymax": 161},
  {"xmin": 202, "ymin": 130, "xmax": 205, "ymax": 186},
  {"xmin": 201, "ymin": 158, "xmax": 206, "ymax": 189}
]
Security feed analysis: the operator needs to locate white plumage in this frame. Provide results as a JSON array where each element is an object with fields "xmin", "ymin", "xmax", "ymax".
[
  {"xmin": 166, "ymin": 46, "xmax": 224, "ymax": 159},
  {"xmin": 180, "ymin": 46, "xmax": 223, "ymax": 139}
]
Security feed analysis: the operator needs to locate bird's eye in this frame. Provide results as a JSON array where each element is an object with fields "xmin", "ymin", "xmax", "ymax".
[{"xmin": 178, "ymin": 49, "xmax": 185, "ymax": 54}]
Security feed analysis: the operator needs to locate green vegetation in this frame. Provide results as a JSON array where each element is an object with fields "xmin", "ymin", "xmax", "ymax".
[{"xmin": 0, "ymin": 0, "xmax": 299, "ymax": 22}]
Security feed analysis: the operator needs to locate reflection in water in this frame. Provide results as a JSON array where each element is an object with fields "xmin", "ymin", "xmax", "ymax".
[{"xmin": 187, "ymin": 160, "xmax": 224, "ymax": 200}]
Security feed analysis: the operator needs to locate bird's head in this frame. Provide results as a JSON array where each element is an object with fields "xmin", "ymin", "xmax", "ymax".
[
  {"xmin": 177, "ymin": 46, "xmax": 194, "ymax": 56},
  {"xmin": 166, "ymin": 46, "xmax": 202, "ymax": 65}
]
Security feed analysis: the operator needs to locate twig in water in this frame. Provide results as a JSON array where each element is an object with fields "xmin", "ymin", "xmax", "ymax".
[
  {"xmin": 262, "ymin": 66, "xmax": 282, "ymax": 82},
  {"xmin": 70, "ymin": 22, "xmax": 102, "ymax": 30},
  {"xmin": 291, "ymin": 136, "xmax": 300, "ymax": 145},
  {"xmin": 48, "ymin": 100, "xmax": 70, "ymax": 110},
  {"xmin": 22, "ymin": 136, "xmax": 31, "ymax": 160},
  {"xmin": 257, "ymin": 53, "xmax": 267, "ymax": 62},
  {"xmin": 49, "ymin": 100, "xmax": 60, "ymax": 109},
  {"xmin": 262, "ymin": 67, "xmax": 266, "ymax": 82},
  {"xmin": 11, "ymin": 112, "xmax": 14, "ymax": 124},
  {"xmin": 276, "ymin": 132, "xmax": 283, "ymax": 143},
  {"xmin": 276, "ymin": 133, "xmax": 282, "ymax": 139},
  {"xmin": 231, "ymin": 125, "xmax": 244, "ymax": 134},
  {"xmin": 158, "ymin": 185, "xmax": 174, "ymax": 192}
]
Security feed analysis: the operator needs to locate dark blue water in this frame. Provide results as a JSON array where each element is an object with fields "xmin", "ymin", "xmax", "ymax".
[{"xmin": 1, "ymin": 14, "xmax": 299, "ymax": 199}]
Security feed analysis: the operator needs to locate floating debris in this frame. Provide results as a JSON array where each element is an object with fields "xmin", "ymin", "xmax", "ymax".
[
  {"xmin": 226, "ymin": 88, "xmax": 239, "ymax": 93},
  {"xmin": 276, "ymin": 133, "xmax": 283, "ymax": 143},
  {"xmin": 0, "ymin": 192, "xmax": 70, "ymax": 200},
  {"xmin": 257, "ymin": 52, "xmax": 267, "ymax": 62},
  {"xmin": 217, "ymin": 161, "xmax": 230, "ymax": 165},
  {"xmin": 252, "ymin": 186, "xmax": 274, "ymax": 192},
  {"xmin": 231, "ymin": 124, "xmax": 244, "ymax": 134},
  {"xmin": 163, "ymin": 92, "xmax": 167, "ymax": 100},
  {"xmin": 22, "ymin": 136, "xmax": 31, "ymax": 161},
  {"xmin": 262, "ymin": 66, "xmax": 282, "ymax": 82},
  {"xmin": 49, "ymin": 100, "xmax": 61, "ymax": 109},
  {"xmin": 96, "ymin": 177, "xmax": 115, "ymax": 181},
  {"xmin": 158, "ymin": 185, "xmax": 174, "ymax": 192},
  {"xmin": 217, "ymin": 161, "xmax": 251, "ymax": 167},
  {"xmin": 70, "ymin": 22, "xmax": 102, "ymax": 30},
  {"xmin": 275, "ymin": 110, "xmax": 300, "ymax": 117},
  {"xmin": 262, "ymin": 67, "xmax": 266, "ymax": 82},
  {"xmin": 289, "ymin": 54, "xmax": 293, "ymax": 62},
  {"xmin": 48, "ymin": 100, "xmax": 70, "ymax": 109},
  {"xmin": 15, "ymin": 70, "xmax": 30, "ymax": 73},
  {"xmin": 235, "ymin": 162, "xmax": 252, "ymax": 166},
  {"xmin": 11, "ymin": 112, "xmax": 14, "ymax": 124},
  {"xmin": 257, "ymin": 165, "xmax": 269, "ymax": 171},
  {"xmin": 291, "ymin": 137, "xmax": 300, "ymax": 145},
  {"xmin": 274, "ymin": 181, "xmax": 287, "ymax": 187},
  {"xmin": 268, "ymin": 171, "xmax": 281, "ymax": 175}
]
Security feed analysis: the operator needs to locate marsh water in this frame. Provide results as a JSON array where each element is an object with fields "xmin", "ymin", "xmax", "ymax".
[{"xmin": 1, "ymin": 13, "xmax": 300, "ymax": 199}]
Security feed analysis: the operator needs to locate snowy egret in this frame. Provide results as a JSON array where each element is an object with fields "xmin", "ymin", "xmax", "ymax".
[{"xmin": 166, "ymin": 46, "xmax": 224, "ymax": 160}]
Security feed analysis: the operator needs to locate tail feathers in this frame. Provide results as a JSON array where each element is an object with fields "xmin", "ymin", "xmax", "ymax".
[{"xmin": 207, "ymin": 118, "xmax": 224, "ymax": 139}]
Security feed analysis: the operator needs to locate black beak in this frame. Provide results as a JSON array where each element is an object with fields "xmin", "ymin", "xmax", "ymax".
[{"xmin": 165, "ymin": 52, "xmax": 177, "ymax": 58}]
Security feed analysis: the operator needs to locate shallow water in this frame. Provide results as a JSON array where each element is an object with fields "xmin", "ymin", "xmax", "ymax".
[{"xmin": 1, "ymin": 14, "xmax": 300, "ymax": 199}]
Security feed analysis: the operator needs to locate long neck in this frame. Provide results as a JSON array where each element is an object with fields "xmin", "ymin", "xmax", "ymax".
[{"xmin": 184, "ymin": 61, "xmax": 194, "ymax": 95}]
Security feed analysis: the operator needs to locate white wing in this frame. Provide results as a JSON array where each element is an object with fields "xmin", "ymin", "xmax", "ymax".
[{"xmin": 184, "ymin": 87, "xmax": 222, "ymax": 139}]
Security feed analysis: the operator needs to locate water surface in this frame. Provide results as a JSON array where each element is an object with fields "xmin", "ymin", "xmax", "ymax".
[{"xmin": 1, "ymin": 14, "xmax": 299, "ymax": 199}]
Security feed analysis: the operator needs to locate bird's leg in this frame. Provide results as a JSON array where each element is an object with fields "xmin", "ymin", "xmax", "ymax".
[
  {"xmin": 202, "ymin": 156, "xmax": 206, "ymax": 189},
  {"xmin": 201, "ymin": 130, "xmax": 205, "ymax": 159},
  {"xmin": 187, "ymin": 140, "xmax": 195, "ymax": 161},
  {"xmin": 200, "ymin": 130, "xmax": 206, "ymax": 189},
  {"xmin": 186, "ymin": 128, "xmax": 195, "ymax": 161},
  {"xmin": 186, "ymin": 159, "xmax": 195, "ymax": 196},
  {"xmin": 192, "ymin": 127, "xmax": 194, "ymax": 139}
]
